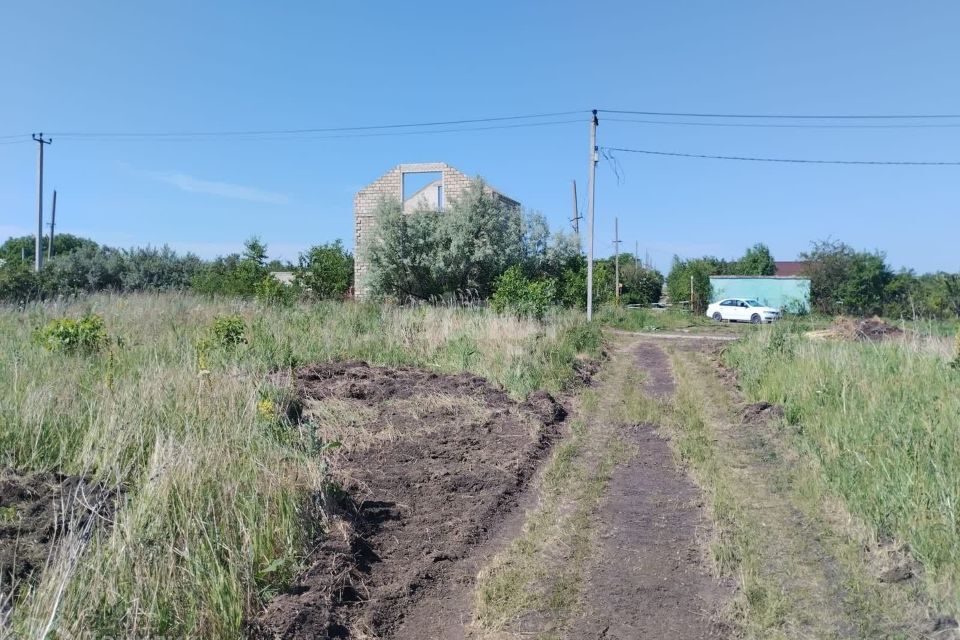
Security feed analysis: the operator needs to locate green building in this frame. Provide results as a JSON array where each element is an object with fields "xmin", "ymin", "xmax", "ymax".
[{"xmin": 709, "ymin": 276, "xmax": 811, "ymax": 313}]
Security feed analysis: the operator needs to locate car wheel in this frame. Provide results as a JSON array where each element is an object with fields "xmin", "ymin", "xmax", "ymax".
[
  {"xmin": 712, "ymin": 312, "xmax": 722, "ymax": 322},
  {"xmin": 750, "ymin": 313, "xmax": 761, "ymax": 324}
]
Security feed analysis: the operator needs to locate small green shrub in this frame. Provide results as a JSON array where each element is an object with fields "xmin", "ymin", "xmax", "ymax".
[
  {"xmin": 491, "ymin": 266, "xmax": 555, "ymax": 320},
  {"xmin": 254, "ymin": 276, "xmax": 296, "ymax": 306},
  {"xmin": 33, "ymin": 314, "xmax": 108, "ymax": 354},
  {"xmin": 211, "ymin": 315, "xmax": 247, "ymax": 348}
]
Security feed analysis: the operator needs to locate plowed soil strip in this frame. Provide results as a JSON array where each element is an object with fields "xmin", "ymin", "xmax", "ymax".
[{"xmin": 250, "ymin": 362, "xmax": 566, "ymax": 639}]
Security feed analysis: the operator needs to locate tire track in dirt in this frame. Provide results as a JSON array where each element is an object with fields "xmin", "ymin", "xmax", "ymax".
[{"xmin": 566, "ymin": 340, "xmax": 729, "ymax": 640}]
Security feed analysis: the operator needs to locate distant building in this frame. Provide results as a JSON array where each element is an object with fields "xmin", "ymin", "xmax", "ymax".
[
  {"xmin": 773, "ymin": 261, "xmax": 807, "ymax": 277},
  {"xmin": 710, "ymin": 275, "xmax": 811, "ymax": 313},
  {"xmin": 353, "ymin": 162, "xmax": 520, "ymax": 297}
]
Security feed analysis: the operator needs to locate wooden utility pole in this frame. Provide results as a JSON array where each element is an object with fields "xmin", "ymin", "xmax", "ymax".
[
  {"xmin": 32, "ymin": 133, "xmax": 52, "ymax": 272},
  {"xmin": 614, "ymin": 217, "xmax": 622, "ymax": 304},
  {"xmin": 586, "ymin": 110, "xmax": 599, "ymax": 321},
  {"xmin": 570, "ymin": 180, "xmax": 582, "ymax": 235},
  {"xmin": 635, "ymin": 240, "xmax": 639, "ymax": 270},
  {"xmin": 47, "ymin": 190, "xmax": 57, "ymax": 260},
  {"xmin": 690, "ymin": 274, "xmax": 695, "ymax": 311}
]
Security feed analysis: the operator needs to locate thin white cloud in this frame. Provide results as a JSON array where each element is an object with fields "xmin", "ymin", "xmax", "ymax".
[{"xmin": 147, "ymin": 171, "xmax": 290, "ymax": 205}]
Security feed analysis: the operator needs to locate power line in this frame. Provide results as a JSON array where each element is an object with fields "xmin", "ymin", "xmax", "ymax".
[
  {"xmin": 604, "ymin": 117, "xmax": 960, "ymax": 129},
  {"xmin": 43, "ymin": 110, "xmax": 590, "ymax": 139},
  {"xmin": 599, "ymin": 109, "xmax": 960, "ymax": 120},
  {"xmin": 40, "ymin": 118, "xmax": 585, "ymax": 144},
  {"xmin": 602, "ymin": 146, "xmax": 960, "ymax": 166}
]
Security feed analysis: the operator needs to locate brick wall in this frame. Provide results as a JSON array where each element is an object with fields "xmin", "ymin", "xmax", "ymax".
[{"xmin": 353, "ymin": 162, "xmax": 519, "ymax": 297}]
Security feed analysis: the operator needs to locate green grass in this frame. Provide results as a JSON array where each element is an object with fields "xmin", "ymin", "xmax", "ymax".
[
  {"xmin": 596, "ymin": 303, "xmax": 753, "ymax": 334},
  {"xmin": 725, "ymin": 325, "xmax": 960, "ymax": 612},
  {"xmin": 0, "ymin": 293, "xmax": 601, "ymax": 638}
]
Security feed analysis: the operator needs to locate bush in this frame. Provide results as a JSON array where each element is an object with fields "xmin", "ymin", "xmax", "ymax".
[
  {"xmin": 210, "ymin": 315, "xmax": 247, "ymax": 348},
  {"xmin": 192, "ymin": 237, "xmax": 270, "ymax": 297},
  {"xmin": 491, "ymin": 266, "xmax": 555, "ymax": 320},
  {"xmin": 295, "ymin": 240, "xmax": 353, "ymax": 299},
  {"xmin": 0, "ymin": 259, "xmax": 39, "ymax": 302},
  {"xmin": 666, "ymin": 257, "xmax": 718, "ymax": 314},
  {"xmin": 800, "ymin": 239, "xmax": 893, "ymax": 316},
  {"xmin": 33, "ymin": 314, "xmax": 108, "ymax": 354},
  {"xmin": 618, "ymin": 263, "xmax": 664, "ymax": 306},
  {"xmin": 556, "ymin": 257, "xmax": 613, "ymax": 310},
  {"xmin": 254, "ymin": 276, "xmax": 296, "ymax": 306}
]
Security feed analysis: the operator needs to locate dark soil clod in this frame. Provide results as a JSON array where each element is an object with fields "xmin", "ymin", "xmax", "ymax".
[
  {"xmin": 250, "ymin": 362, "xmax": 564, "ymax": 639},
  {"xmin": 0, "ymin": 469, "xmax": 120, "ymax": 598},
  {"xmin": 879, "ymin": 564, "xmax": 914, "ymax": 583},
  {"xmin": 742, "ymin": 401, "xmax": 785, "ymax": 425}
]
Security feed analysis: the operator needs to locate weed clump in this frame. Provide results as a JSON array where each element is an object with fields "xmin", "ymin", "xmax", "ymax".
[
  {"xmin": 32, "ymin": 314, "xmax": 108, "ymax": 354},
  {"xmin": 210, "ymin": 314, "xmax": 247, "ymax": 347}
]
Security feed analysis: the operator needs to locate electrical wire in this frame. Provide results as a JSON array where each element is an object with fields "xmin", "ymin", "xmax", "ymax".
[
  {"xmin": 604, "ymin": 117, "xmax": 960, "ymax": 129},
  {"xmin": 45, "ymin": 110, "xmax": 590, "ymax": 139},
  {"xmin": 41, "ymin": 118, "xmax": 584, "ymax": 144},
  {"xmin": 599, "ymin": 109, "xmax": 960, "ymax": 120},
  {"xmin": 602, "ymin": 146, "xmax": 960, "ymax": 166}
]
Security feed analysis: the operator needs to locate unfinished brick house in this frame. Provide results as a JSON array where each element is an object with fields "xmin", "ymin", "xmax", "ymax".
[{"xmin": 353, "ymin": 162, "xmax": 520, "ymax": 297}]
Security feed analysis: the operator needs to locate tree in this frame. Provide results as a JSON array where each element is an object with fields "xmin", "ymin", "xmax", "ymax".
[
  {"xmin": 0, "ymin": 259, "xmax": 39, "ymax": 301},
  {"xmin": 732, "ymin": 243, "xmax": 776, "ymax": 275},
  {"xmin": 363, "ymin": 198, "xmax": 449, "ymax": 300},
  {"xmin": 556, "ymin": 256, "xmax": 613, "ymax": 309},
  {"xmin": 366, "ymin": 179, "xmax": 579, "ymax": 301},
  {"xmin": 296, "ymin": 240, "xmax": 354, "ymax": 299},
  {"xmin": 491, "ymin": 265, "xmax": 555, "ymax": 320},
  {"xmin": 192, "ymin": 237, "xmax": 271, "ymax": 297},
  {"xmin": 666, "ymin": 256, "xmax": 722, "ymax": 313},
  {"xmin": 800, "ymin": 239, "xmax": 893, "ymax": 316},
  {"xmin": 121, "ymin": 246, "xmax": 203, "ymax": 291},
  {"xmin": 40, "ymin": 245, "xmax": 126, "ymax": 294},
  {"xmin": 618, "ymin": 261, "xmax": 664, "ymax": 305},
  {"xmin": 436, "ymin": 180, "xmax": 523, "ymax": 296},
  {"xmin": 0, "ymin": 233, "xmax": 97, "ymax": 263}
]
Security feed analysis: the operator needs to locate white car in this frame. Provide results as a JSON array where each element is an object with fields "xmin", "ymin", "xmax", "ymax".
[{"xmin": 706, "ymin": 298, "xmax": 781, "ymax": 324}]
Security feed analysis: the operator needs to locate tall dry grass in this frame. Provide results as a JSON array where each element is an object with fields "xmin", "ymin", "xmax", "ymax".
[
  {"xmin": 726, "ymin": 323, "xmax": 960, "ymax": 611},
  {"xmin": 0, "ymin": 293, "xmax": 600, "ymax": 638}
]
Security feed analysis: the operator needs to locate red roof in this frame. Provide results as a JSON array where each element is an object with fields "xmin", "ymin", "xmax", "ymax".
[{"xmin": 774, "ymin": 261, "xmax": 806, "ymax": 276}]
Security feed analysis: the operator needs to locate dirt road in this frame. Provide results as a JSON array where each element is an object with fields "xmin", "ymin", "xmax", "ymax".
[{"xmin": 565, "ymin": 341, "xmax": 729, "ymax": 640}]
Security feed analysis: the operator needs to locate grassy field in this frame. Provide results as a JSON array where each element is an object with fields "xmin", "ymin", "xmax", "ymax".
[
  {"xmin": 0, "ymin": 293, "xmax": 601, "ymax": 638},
  {"xmin": 725, "ymin": 324, "xmax": 960, "ymax": 614}
]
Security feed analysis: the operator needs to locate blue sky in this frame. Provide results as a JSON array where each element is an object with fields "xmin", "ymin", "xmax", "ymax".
[{"xmin": 1, "ymin": 1, "xmax": 958, "ymax": 272}]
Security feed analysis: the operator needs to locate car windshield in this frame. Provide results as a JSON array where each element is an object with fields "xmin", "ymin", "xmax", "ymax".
[{"xmin": 744, "ymin": 299, "xmax": 761, "ymax": 307}]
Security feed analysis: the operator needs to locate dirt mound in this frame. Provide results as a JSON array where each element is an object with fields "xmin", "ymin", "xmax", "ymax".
[
  {"xmin": 807, "ymin": 316, "xmax": 903, "ymax": 342},
  {"xmin": 0, "ymin": 469, "xmax": 119, "ymax": 596},
  {"xmin": 250, "ymin": 362, "xmax": 565, "ymax": 639},
  {"xmin": 741, "ymin": 401, "xmax": 785, "ymax": 425}
]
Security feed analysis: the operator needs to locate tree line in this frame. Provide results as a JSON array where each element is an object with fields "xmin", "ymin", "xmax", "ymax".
[
  {"xmin": 4, "ymin": 177, "xmax": 955, "ymax": 320},
  {"xmin": 0, "ymin": 233, "xmax": 354, "ymax": 304},
  {"xmin": 666, "ymin": 239, "xmax": 960, "ymax": 319}
]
